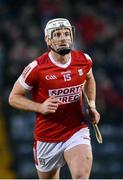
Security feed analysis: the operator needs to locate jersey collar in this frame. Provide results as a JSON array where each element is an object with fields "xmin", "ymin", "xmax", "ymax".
[{"xmin": 48, "ymin": 52, "xmax": 71, "ymax": 68}]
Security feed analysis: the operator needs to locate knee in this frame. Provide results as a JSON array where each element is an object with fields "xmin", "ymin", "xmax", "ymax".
[
  {"xmin": 71, "ymin": 169, "xmax": 90, "ymax": 179},
  {"xmin": 72, "ymin": 174, "xmax": 89, "ymax": 179}
]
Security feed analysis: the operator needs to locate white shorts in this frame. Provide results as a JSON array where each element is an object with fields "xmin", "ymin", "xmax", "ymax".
[{"xmin": 33, "ymin": 127, "xmax": 91, "ymax": 172}]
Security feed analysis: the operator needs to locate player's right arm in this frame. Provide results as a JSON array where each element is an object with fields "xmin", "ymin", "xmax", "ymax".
[
  {"xmin": 8, "ymin": 80, "xmax": 60, "ymax": 115},
  {"xmin": 9, "ymin": 60, "xmax": 61, "ymax": 114}
]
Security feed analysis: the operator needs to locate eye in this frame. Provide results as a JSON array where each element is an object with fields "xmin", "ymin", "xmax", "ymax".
[
  {"xmin": 54, "ymin": 32, "xmax": 61, "ymax": 38},
  {"xmin": 65, "ymin": 31, "xmax": 70, "ymax": 36}
]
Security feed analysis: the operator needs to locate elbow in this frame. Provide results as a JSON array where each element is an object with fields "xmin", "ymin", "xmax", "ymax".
[{"xmin": 8, "ymin": 94, "xmax": 15, "ymax": 107}]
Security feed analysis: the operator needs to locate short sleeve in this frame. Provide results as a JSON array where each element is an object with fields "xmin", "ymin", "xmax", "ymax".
[
  {"xmin": 83, "ymin": 53, "xmax": 93, "ymax": 73},
  {"xmin": 84, "ymin": 53, "xmax": 92, "ymax": 62},
  {"xmin": 18, "ymin": 60, "xmax": 39, "ymax": 90}
]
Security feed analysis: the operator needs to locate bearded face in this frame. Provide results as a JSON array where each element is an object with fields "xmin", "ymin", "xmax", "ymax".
[{"xmin": 45, "ymin": 28, "xmax": 72, "ymax": 56}]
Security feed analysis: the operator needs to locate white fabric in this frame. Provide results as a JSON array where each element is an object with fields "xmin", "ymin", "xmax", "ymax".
[
  {"xmin": 49, "ymin": 52, "xmax": 71, "ymax": 68},
  {"xmin": 84, "ymin": 53, "xmax": 92, "ymax": 61},
  {"xmin": 18, "ymin": 75, "xmax": 32, "ymax": 90},
  {"xmin": 34, "ymin": 127, "xmax": 91, "ymax": 172},
  {"xmin": 18, "ymin": 60, "xmax": 37, "ymax": 90}
]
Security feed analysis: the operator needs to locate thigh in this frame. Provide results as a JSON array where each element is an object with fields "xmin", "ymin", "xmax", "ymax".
[
  {"xmin": 33, "ymin": 140, "xmax": 65, "ymax": 178},
  {"xmin": 64, "ymin": 128, "xmax": 93, "ymax": 179},
  {"xmin": 64, "ymin": 144, "xmax": 93, "ymax": 179},
  {"xmin": 37, "ymin": 168, "xmax": 60, "ymax": 179}
]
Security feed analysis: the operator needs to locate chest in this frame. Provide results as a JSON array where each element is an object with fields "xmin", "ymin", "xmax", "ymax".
[{"xmin": 38, "ymin": 64, "xmax": 88, "ymax": 89}]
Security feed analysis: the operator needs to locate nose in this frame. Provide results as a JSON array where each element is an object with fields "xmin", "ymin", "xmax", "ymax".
[{"xmin": 60, "ymin": 33, "xmax": 66, "ymax": 41}]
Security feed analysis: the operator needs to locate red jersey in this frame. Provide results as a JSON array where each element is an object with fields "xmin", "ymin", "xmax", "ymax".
[{"xmin": 18, "ymin": 50, "xmax": 92, "ymax": 142}]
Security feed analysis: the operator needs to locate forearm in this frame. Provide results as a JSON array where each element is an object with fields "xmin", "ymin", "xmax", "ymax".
[
  {"xmin": 9, "ymin": 94, "xmax": 41, "ymax": 113},
  {"xmin": 83, "ymin": 73, "xmax": 96, "ymax": 108}
]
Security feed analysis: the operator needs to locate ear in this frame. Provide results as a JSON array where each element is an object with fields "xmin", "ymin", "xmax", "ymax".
[{"xmin": 45, "ymin": 36, "xmax": 51, "ymax": 46}]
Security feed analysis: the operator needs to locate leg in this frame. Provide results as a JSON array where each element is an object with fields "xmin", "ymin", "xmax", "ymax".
[
  {"xmin": 64, "ymin": 144, "xmax": 93, "ymax": 179},
  {"xmin": 33, "ymin": 141, "xmax": 65, "ymax": 179},
  {"xmin": 37, "ymin": 168, "xmax": 60, "ymax": 179}
]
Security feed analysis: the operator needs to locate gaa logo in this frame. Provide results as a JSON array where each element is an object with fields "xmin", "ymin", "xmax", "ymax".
[{"xmin": 45, "ymin": 75, "xmax": 57, "ymax": 80}]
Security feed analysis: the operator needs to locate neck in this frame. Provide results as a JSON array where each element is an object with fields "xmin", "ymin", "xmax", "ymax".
[{"xmin": 50, "ymin": 50, "xmax": 70, "ymax": 64}]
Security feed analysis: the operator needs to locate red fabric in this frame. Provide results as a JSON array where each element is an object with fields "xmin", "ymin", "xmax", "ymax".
[{"xmin": 21, "ymin": 50, "xmax": 92, "ymax": 142}]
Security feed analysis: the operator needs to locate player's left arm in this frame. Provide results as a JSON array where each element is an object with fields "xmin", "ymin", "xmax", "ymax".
[
  {"xmin": 84, "ymin": 69, "xmax": 96, "ymax": 106},
  {"xmin": 83, "ymin": 68, "xmax": 100, "ymax": 124}
]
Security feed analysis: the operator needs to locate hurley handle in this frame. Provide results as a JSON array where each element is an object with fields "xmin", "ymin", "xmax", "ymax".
[{"xmin": 83, "ymin": 92, "xmax": 103, "ymax": 144}]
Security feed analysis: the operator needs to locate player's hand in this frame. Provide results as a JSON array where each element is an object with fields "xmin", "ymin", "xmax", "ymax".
[
  {"xmin": 39, "ymin": 96, "xmax": 62, "ymax": 115},
  {"xmin": 87, "ymin": 107, "xmax": 100, "ymax": 125}
]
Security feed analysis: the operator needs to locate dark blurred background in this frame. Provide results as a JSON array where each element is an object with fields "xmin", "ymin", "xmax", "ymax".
[{"xmin": 0, "ymin": 0, "xmax": 123, "ymax": 179}]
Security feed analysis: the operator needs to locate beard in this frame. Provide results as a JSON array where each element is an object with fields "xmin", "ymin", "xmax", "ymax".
[
  {"xmin": 55, "ymin": 47, "xmax": 71, "ymax": 55},
  {"xmin": 49, "ymin": 42, "xmax": 72, "ymax": 56}
]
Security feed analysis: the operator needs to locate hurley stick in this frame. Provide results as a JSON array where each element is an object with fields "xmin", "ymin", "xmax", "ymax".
[{"xmin": 83, "ymin": 92, "xmax": 103, "ymax": 144}]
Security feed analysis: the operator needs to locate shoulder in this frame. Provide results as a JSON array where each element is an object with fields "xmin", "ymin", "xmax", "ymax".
[
  {"xmin": 71, "ymin": 50, "xmax": 92, "ymax": 61},
  {"xmin": 71, "ymin": 50, "xmax": 93, "ymax": 74},
  {"xmin": 21, "ymin": 52, "xmax": 48, "ymax": 78},
  {"xmin": 35, "ymin": 52, "xmax": 49, "ymax": 65},
  {"xmin": 25, "ymin": 52, "xmax": 49, "ymax": 71}
]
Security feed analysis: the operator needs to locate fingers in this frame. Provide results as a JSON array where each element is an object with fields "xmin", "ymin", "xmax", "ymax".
[
  {"xmin": 91, "ymin": 118, "xmax": 98, "ymax": 125},
  {"xmin": 48, "ymin": 103, "xmax": 59, "ymax": 111},
  {"xmin": 47, "ymin": 106, "xmax": 58, "ymax": 113},
  {"xmin": 46, "ymin": 103, "xmax": 59, "ymax": 114},
  {"xmin": 43, "ymin": 96, "xmax": 62, "ymax": 114},
  {"xmin": 91, "ymin": 113, "xmax": 100, "ymax": 124},
  {"xmin": 47, "ymin": 99, "xmax": 60, "ymax": 113},
  {"xmin": 88, "ymin": 108, "xmax": 100, "ymax": 125},
  {"xmin": 48, "ymin": 96, "xmax": 62, "ymax": 105}
]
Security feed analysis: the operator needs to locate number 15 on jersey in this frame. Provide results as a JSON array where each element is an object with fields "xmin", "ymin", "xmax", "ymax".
[{"xmin": 63, "ymin": 74, "xmax": 71, "ymax": 81}]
